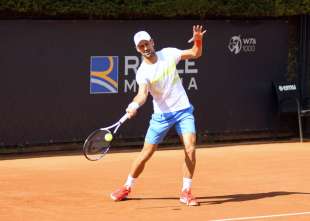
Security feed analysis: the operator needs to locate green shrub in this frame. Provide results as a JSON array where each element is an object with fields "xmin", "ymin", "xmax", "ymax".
[{"xmin": 0, "ymin": 0, "xmax": 309, "ymax": 19}]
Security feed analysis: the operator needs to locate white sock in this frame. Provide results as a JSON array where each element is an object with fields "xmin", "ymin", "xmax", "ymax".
[
  {"xmin": 124, "ymin": 175, "xmax": 135, "ymax": 189},
  {"xmin": 182, "ymin": 177, "xmax": 192, "ymax": 191}
]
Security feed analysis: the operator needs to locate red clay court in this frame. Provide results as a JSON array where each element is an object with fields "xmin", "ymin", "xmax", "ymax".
[{"xmin": 0, "ymin": 142, "xmax": 310, "ymax": 221}]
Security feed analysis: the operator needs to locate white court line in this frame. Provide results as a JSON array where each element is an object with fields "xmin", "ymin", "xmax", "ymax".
[{"xmin": 210, "ymin": 211, "xmax": 310, "ymax": 221}]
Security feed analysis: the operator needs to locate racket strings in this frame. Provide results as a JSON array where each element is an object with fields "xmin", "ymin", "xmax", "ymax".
[
  {"xmin": 84, "ymin": 129, "xmax": 112, "ymax": 160},
  {"xmin": 83, "ymin": 114, "xmax": 128, "ymax": 161}
]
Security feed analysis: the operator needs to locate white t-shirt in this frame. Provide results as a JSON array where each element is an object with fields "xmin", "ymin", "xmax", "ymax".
[{"xmin": 136, "ymin": 47, "xmax": 190, "ymax": 113}]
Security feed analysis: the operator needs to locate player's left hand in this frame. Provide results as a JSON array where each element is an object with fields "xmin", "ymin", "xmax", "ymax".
[{"xmin": 192, "ymin": 25, "xmax": 207, "ymax": 41}]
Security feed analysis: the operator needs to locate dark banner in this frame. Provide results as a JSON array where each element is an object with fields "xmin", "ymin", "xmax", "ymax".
[{"xmin": 0, "ymin": 20, "xmax": 289, "ymax": 146}]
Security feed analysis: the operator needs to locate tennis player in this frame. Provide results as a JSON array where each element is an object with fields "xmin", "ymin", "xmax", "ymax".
[{"xmin": 111, "ymin": 25, "xmax": 206, "ymax": 206}]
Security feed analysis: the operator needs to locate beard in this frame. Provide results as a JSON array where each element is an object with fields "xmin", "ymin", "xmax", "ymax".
[{"xmin": 142, "ymin": 50, "xmax": 155, "ymax": 58}]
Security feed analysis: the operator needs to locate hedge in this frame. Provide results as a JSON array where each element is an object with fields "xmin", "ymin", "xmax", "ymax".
[{"xmin": 0, "ymin": 0, "xmax": 309, "ymax": 19}]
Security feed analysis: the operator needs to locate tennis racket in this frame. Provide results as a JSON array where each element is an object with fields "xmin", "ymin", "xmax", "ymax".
[{"xmin": 83, "ymin": 113, "xmax": 128, "ymax": 161}]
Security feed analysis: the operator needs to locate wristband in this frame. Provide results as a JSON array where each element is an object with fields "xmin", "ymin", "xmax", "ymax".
[
  {"xmin": 127, "ymin": 102, "xmax": 140, "ymax": 110},
  {"xmin": 194, "ymin": 39, "xmax": 202, "ymax": 47}
]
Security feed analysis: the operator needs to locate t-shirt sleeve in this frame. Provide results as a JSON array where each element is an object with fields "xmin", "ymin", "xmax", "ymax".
[{"xmin": 163, "ymin": 47, "xmax": 183, "ymax": 64}]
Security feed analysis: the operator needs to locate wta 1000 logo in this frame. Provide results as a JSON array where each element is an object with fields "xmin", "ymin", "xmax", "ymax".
[{"xmin": 228, "ymin": 35, "xmax": 257, "ymax": 55}]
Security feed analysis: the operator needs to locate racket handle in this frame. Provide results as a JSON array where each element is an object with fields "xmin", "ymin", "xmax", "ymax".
[
  {"xmin": 119, "ymin": 113, "xmax": 129, "ymax": 124},
  {"xmin": 188, "ymin": 37, "xmax": 194, "ymax": 43}
]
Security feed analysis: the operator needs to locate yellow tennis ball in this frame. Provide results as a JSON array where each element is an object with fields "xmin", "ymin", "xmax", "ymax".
[{"xmin": 104, "ymin": 133, "xmax": 113, "ymax": 142}]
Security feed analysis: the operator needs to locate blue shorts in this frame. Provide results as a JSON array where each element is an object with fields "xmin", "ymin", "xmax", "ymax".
[{"xmin": 145, "ymin": 105, "xmax": 196, "ymax": 144}]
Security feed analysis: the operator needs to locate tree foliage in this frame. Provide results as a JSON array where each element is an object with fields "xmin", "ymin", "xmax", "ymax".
[{"xmin": 0, "ymin": 0, "xmax": 309, "ymax": 19}]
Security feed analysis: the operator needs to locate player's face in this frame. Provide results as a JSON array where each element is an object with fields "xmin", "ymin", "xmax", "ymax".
[{"xmin": 136, "ymin": 40, "xmax": 155, "ymax": 58}]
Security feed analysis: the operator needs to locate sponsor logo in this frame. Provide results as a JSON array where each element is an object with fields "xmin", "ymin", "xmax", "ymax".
[
  {"xmin": 228, "ymin": 35, "xmax": 242, "ymax": 54},
  {"xmin": 90, "ymin": 56, "xmax": 118, "ymax": 94},
  {"xmin": 123, "ymin": 57, "xmax": 199, "ymax": 92},
  {"xmin": 89, "ymin": 56, "xmax": 200, "ymax": 94},
  {"xmin": 228, "ymin": 35, "xmax": 256, "ymax": 55},
  {"xmin": 278, "ymin": 84, "xmax": 297, "ymax": 92}
]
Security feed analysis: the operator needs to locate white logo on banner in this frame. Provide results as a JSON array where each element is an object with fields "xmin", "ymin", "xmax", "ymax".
[
  {"xmin": 228, "ymin": 35, "xmax": 256, "ymax": 55},
  {"xmin": 123, "ymin": 56, "xmax": 199, "ymax": 93},
  {"xmin": 278, "ymin": 85, "xmax": 296, "ymax": 92},
  {"xmin": 228, "ymin": 35, "xmax": 242, "ymax": 54}
]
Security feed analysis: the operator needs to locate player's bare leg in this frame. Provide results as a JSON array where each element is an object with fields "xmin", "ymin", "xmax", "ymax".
[
  {"xmin": 179, "ymin": 133, "xmax": 199, "ymax": 206},
  {"xmin": 130, "ymin": 142, "xmax": 158, "ymax": 178},
  {"xmin": 111, "ymin": 142, "xmax": 157, "ymax": 201},
  {"xmin": 181, "ymin": 133, "xmax": 196, "ymax": 178}
]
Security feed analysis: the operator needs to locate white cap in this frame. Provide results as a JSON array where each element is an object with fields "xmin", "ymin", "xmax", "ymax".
[{"xmin": 134, "ymin": 31, "xmax": 151, "ymax": 46}]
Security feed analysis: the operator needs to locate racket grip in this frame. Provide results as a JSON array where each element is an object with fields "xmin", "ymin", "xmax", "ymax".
[
  {"xmin": 119, "ymin": 113, "xmax": 129, "ymax": 124},
  {"xmin": 188, "ymin": 37, "xmax": 194, "ymax": 43}
]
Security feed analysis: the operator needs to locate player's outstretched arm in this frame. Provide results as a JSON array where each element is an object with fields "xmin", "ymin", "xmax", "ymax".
[
  {"xmin": 181, "ymin": 25, "xmax": 206, "ymax": 60},
  {"xmin": 126, "ymin": 84, "xmax": 148, "ymax": 119}
]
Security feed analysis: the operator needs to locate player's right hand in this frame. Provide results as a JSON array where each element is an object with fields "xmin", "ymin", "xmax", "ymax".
[
  {"xmin": 126, "ymin": 101, "xmax": 139, "ymax": 119},
  {"xmin": 126, "ymin": 108, "xmax": 137, "ymax": 119}
]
